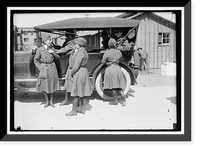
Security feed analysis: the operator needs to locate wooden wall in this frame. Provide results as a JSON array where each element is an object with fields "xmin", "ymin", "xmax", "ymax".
[{"xmin": 133, "ymin": 13, "xmax": 176, "ymax": 69}]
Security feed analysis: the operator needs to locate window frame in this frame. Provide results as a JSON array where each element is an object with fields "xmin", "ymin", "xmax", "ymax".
[{"xmin": 158, "ymin": 32, "xmax": 170, "ymax": 45}]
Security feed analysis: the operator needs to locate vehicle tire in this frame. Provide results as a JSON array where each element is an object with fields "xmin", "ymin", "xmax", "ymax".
[{"xmin": 95, "ymin": 67, "xmax": 131, "ymax": 100}]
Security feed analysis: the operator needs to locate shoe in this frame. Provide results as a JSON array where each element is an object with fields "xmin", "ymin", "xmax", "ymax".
[
  {"xmin": 44, "ymin": 103, "xmax": 49, "ymax": 108},
  {"xmin": 59, "ymin": 100, "xmax": 70, "ymax": 106},
  {"xmin": 78, "ymin": 108, "xmax": 86, "ymax": 114},
  {"xmin": 122, "ymin": 101, "xmax": 126, "ymax": 107},
  {"xmin": 65, "ymin": 111, "xmax": 77, "ymax": 116},
  {"xmin": 77, "ymin": 106, "xmax": 86, "ymax": 114}
]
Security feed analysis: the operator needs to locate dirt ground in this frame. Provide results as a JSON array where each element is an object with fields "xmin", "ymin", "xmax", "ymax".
[{"xmin": 13, "ymin": 69, "xmax": 177, "ymax": 131}]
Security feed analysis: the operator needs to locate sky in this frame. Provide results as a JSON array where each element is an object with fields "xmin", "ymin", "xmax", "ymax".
[{"xmin": 13, "ymin": 12, "xmax": 123, "ymax": 28}]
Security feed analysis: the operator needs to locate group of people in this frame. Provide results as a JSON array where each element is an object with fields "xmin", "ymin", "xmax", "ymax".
[
  {"xmin": 33, "ymin": 28, "xmax": 149, "ymax": 116},
  {"xmin": 101, "ymin": 29, "xmax": 149, "ymax": 73},
  {"xmin": 33, "ymin": 31, "xmax": 128, "ymax": 116}
]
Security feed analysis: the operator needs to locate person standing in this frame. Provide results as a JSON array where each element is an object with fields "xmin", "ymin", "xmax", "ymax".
[
  {"xmin": 137, "ymin": 47, "xmax": 149, "ymax": 73},
  {"xmin": 101, "ymin": 38, "xmax": 126, "ymax": 106},
  {"xmin": 52, "ymin": 32, "xmax": 76, "ymax": 78},
  {"xmin": 101, "ymin": 30, "xmax": 109, "ymax": 49},
  {"xmin": 65, "ymin": 37, "xmax": 92, "ymax": 116},
  {"xmin": 54, "ymin": 34, "xmax": 76, "ymax": 106},
  {"xmin": 34, "ymin": 36, "xmax": 60, "ymax": 108}
]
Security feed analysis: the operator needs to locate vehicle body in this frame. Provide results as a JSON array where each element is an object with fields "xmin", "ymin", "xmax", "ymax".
[{"xmin": 14, "ymin": 17, "xmax": 140, "ymax": 100}]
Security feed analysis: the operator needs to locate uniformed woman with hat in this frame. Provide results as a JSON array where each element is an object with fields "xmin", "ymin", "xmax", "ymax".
[
  {"xmin": 65, "ymin": 37, "xmax": 92, "ymax": 116},
  {"xmin": 34, "ymin": 36, "xmax": 60, "ymax": 108},
  {"xmin": 101, "ymin": 38, "xmax": 126, "ymax": 106}
]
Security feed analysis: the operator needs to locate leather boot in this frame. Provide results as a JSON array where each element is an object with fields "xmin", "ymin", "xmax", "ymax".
[
  {"xmin": 112, "ymin": 90, "xmax": 118, "ymax": 105},
  {"xmin": 44, "ymin": 92, "xmax": 49, "ymax": 108},
  {"xmin": 77, "ymin": 98, "xmax": 86, "ymax": 114},
  {"xmin": 49, "ymin": 94, "xmax": 55, "ymax": 108},
  {"xmin": 65, "ymin": 97, "xmax": 78, "ymax": 116},
  {"xmin": 44, "ymin": 102, "xmax": 49, "ymax": 108}
]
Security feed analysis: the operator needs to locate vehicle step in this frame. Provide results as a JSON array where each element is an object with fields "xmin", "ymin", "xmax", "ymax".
[
  {"xmin": 15, "ymin": 86, "xmax": 66, "ymax": 92},
  {"xmin": 15, "ymin": 77, "xmax": 66, "ymax": 82},
  {"xmin": 15, "ymin": 77, "xmax": 92, "ymax": 82}
]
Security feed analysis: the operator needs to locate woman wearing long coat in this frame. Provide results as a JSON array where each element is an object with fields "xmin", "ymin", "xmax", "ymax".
[
  {"xmin": 34, "ymin": 36, "xmax": 60, "ymax": 108},
  {"xmin": 65, "ymin": 37, "xmax": 92, "ymax": 116},
  {"xmin": 101, "ymin": 38, "xmax": 126, "ymax": 106}
]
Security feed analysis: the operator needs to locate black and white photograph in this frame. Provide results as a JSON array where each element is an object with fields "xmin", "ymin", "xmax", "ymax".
[{"xmin": 3, "ymin": 4, "xmax": 191, "ymax": 142}]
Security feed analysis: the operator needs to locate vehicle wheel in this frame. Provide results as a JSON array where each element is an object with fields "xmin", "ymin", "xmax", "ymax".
[{"xmin": 95, "ymin": 67, "xmax": 131, "ymax": 100}]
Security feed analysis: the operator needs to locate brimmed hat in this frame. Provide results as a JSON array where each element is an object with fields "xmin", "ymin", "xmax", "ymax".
[
  {"xmin": 108, "ymin": 38, "xmax": 116, "ymax": 48},
  {"xmin": 75, "ymin": 37, "xmax": 87, "ymax": 47}
]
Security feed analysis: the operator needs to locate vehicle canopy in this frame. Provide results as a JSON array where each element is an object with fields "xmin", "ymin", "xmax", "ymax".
[{"xmin": 33, "ymin": 17, "xmax": 140, "ymax": 33}]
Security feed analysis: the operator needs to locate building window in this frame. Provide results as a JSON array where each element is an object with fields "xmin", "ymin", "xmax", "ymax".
[
  {"xmin": 23, "ymin": 31, "xmax": 28, "ymax": 35},
  {"xmin": 24, "ymin": 38, "xmax": 29, "ymax": 42},
  {"xmin": 34, "ymin": 38, "xmax": 37, "ymax": 44},
  {"xmin": 158, "ymin": 33, "xmax": 170, "ymax": 45}
]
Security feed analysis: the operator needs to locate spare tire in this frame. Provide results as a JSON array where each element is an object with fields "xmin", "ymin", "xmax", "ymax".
[{"xmin": 95, "ymin": 67, "xmax": 131, "ymax": 100}]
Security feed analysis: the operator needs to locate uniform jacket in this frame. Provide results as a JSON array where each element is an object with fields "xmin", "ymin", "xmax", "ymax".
[
  {"xmin": 34, "ymin": 45, "xmax": 62, "ymax": 78},
  {"xmin": 115, "ymin": 37, "xmax": 132, "ymax": 51}
]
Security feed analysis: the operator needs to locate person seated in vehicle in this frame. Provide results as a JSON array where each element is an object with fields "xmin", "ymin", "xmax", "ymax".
[
  {"xmin": 114, "ymin": 29, "xmax": 132, "ymax": 65},
  {"xmin": 101, "ymin": 38, "xmax": 126, "ymax": 106}
]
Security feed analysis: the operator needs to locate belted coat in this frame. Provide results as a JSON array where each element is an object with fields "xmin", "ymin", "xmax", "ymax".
[
  {"xmin": 34, "ymin": 45, "xmax": 60, "ymax": 93},
  {"xmin": 101, "ymin": 48, "xmax": 126, "ymax": 90}
]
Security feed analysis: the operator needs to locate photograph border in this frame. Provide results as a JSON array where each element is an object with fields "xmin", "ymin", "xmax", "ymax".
[{"xmin": 2, "ymin": 2, "xmax": 191, "ymax": 141}]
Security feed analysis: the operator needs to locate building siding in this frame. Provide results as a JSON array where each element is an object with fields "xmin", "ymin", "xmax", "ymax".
[{"xmin": 133, "ymin": 13, "xmax": 176, "ymax": 69}]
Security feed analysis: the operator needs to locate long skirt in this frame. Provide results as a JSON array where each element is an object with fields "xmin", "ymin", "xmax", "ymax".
[
  {"xmin": 70, "ymin": 67, "xmax": 92, "ymax": 97},
  {"xmin": 36, "ymin": 63, "xmax": 60, "ymax": 94},
  {"xmin": 103, "ymin": 65, "xmax": 126, "ymax": 90},
  {"xmin": 64, "ymin": 68, "xmax": 73, "ymax": 93}
]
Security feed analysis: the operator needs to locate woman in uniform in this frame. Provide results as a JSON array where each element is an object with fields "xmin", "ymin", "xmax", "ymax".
[
  {"xmin": 34, "ymin": 36, "xmax": 60, "ymax": 108},
  {"xmin": 101, "ymin": 38, "xmax": 126, "ymax": 106},
  {"xmin": 65, "ymin": 37, "xmax": 92, "ymax": 116}
]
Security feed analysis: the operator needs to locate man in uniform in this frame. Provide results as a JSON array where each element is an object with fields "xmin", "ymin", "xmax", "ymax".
[
  {"xmin": 137, "ymin": 47, "xmax": 150, "ymax": 73},
  {"xmin": 114, "ymin": 29, "xmax": 132, "ymax": 65}
]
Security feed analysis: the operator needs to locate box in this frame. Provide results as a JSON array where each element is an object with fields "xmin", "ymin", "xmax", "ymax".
[{"xmin": 161, "ymin": 62, "xmax": 176, "ymax": 76}]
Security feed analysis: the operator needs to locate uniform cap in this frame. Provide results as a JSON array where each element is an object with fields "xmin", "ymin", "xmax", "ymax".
[{"xmin": 75, "ymin": 37, "xmax": 87, "ymax": 47}]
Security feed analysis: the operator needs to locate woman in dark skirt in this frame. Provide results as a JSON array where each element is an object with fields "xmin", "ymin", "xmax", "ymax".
[
  {"xmin": 101, "ymin": 38, "xmax": 126, "ymax": 106},
  {"xmin": 34, "ymin": 36, "xmax": 60, "ymax": 108},
  {"xmin": 65, "ymin": 37, "xmax": 92, "ymax": 116}
]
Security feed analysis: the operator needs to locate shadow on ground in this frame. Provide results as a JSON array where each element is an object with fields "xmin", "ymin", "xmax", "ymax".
[
  {"xmin": 14, "ymin": 88, "xmax": 135, "ymax": 108},
  {"xmin": 166, "ymin": 96, "xmax": 176, "ymax": 104}
]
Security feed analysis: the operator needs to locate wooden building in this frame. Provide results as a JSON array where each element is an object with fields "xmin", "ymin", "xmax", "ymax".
[{"xmin": 118, "ymin": 12, "xmax": 176, "ymax": 69}]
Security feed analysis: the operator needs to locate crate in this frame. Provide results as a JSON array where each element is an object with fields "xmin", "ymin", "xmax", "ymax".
[{"xmin": 161, "ymin": 62, "xmax": 176, "ymax": 76}]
